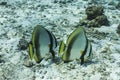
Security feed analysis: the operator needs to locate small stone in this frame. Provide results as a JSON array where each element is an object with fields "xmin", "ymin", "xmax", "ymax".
[
  {"xmin": 70, "ymin": 65, "xmax": 75, "ymax": 69},
  {"xmin": 117, "ymin": 62, "xmax": 120, "ymax": 67},
  {"xmin": 108, "ymin": 1, "xmax": 115, "ymax": 6},
  {"xmin": 67, "ymin": 63, "xmax": 76, "ymax": 70},
  {"xmin": 83, "ymin": 0, "xmax": 88, "ymax": 1},
  {"xmin": 18, "ymin": 38, "xmax": 28, "ymax": 50},
  {"xmin": 44, "ymin": 71, "xmax": 47, "ymax": 74},
  {"xmin": 0, "ymin": 59, "xmax": 5, "ymax": 63},
  {"xmin": 32, "ymin": 76, "xmax": 36, "ymax": 80},
  {"xmin": 0, "ymin": 55, "xmax": 5, "ymax": 63},
  {"xmin": 41, "ymin": 76, "xmax": 44, "ymax": 79},
  {"xmin": 0, "ymin": 2, "xmax": 7, "ymax": 5},
  {"xmin": 23, "ymin": 60, "xmax": 33, "ymax": 67},
  {"xmin": 100, "ymin": 76, "xmax": 107, "ymax": 80},
  {"xmin": 116, "ymin": 24, "xmax": 120, "ymax": 34},
  {"xmin": 101, "ymin": 72, "xmax": 110, "ymax": 76}
]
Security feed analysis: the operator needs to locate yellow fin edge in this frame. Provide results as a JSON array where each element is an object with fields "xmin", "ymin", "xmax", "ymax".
[
  {"xmin": 33, "ymin": 53, "xmax": 41, "ymax": 63},
  {"xmin": 59, "ymin": 41, "xmax": 65, "ymax": 56},
  {"xmin": 28, "ymin": 43, "xmax": 33, "ymax": 60}
]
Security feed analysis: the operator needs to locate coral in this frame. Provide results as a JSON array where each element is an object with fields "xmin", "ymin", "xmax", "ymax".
[
  {"xmin": 23, "ymin": 60, "xmax": 33, "ymax": 67},
  {"xmin": 86, "ymin": 6, "xmax": 104, "ymax": 20},
  {"xmin": 94, "ymin": 15, "xmax": 109, "ymax": 26},
  {"xmin": 81, "ymin": 15, "xmax": 109, "ymax": 27},
  {"xmin": 80, "ymin": 6, "xmax": 109, "ymax": 27}
]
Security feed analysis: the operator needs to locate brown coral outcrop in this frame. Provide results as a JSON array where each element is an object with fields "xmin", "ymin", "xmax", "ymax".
[{"xmin": 80, "ymin": 6, "xmax": 109, "ymax": 27}]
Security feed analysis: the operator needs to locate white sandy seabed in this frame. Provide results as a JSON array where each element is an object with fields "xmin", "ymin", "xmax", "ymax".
[{"xmin": 0, "ymin": 0, "xmax": 120, "ymax": 80}]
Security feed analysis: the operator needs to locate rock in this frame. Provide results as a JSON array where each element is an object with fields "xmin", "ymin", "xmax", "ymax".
[
  {"xmin": 116, "ymin": 24, "xmax": 120, "ymax": 34},
  {"xmin": 44, "ymin": 71, "xmax": 47, "ymax": 74},
  {"xmin": 88, "ymin": 0, "xmax": 99, "ymax": 5},
  {"xmin": 94, "ymin": 15, "xmax": 109, "ymax": 26},
  {"xmin": 86, "ymin": 6, "xmax": 104, "ymax": 20},
  {"xmin": 0, "ymin": 59, "xmax": 5, "ymax": 63},
  {"xmin": 0, "ymin": 2, "xmax": 7, "ymax": 5},
  {"xmin": 23, "ymin": 60, "xmax": 33, "ymax": 67},
  {"xmin": 67, "ymin": 64, "xmax": 75, "ymax": 70},
  {"xmin": 116, "ymin": 2, "xmax": 120, "ymax": 10},
  {"xmin": 108, "ymin": 1, "xmax": 116, "ymax": 6},
  {"xmin": 80, "ymin": 6, "xmax": 109, "ymax": 27},
  {"xmin": 53, "ymin": 0, "xmax": 74, "ymax": 4},
  {"xmin": 80, "ymin": 15, "xmax": 109, "ymax": 27},
  {"xmin": 0, "ymin": 54, "xmax": 5, "ymax": 63},
  {"xmin": 87, "ymin": 19, "xmax": 96, "ymax": 27},
  {"xmin": 17, "ymin": 38, "xmax": 28, "ymax": 50}
]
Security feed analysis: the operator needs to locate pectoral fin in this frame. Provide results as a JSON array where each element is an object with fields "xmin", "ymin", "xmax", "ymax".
[
  {"xmin": 28, "ymin": 43, "xmax": 34, "ymax": 60},
  {"xmin": 59, "ymin": 41, "xmax": 66, "ymax": 56}
]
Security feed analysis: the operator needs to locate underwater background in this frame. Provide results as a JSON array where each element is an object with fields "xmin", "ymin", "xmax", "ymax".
[{"xmin": 0, "ymin": 0, "xmax": 120, "ymax": 80}]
